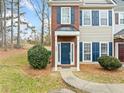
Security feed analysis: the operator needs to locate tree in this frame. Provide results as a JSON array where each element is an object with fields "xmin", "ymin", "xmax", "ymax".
[
  {"xmin": 16, "ymin": 0, "xmax": 21, "ymax": 48},
  {"xmin": 11, "ymin": 0, "xmax": 14, "ymax": 48},
  {"xmin": 41, "ymin": 0, "xmax": 45, "ymax": 44},
  {"xmin": 3, "ymin": 0, "xmax": 7, "ymax": 51},
  {"xmin": 0, "ymin": 0, "xmax": 3, "ymax": 47}
]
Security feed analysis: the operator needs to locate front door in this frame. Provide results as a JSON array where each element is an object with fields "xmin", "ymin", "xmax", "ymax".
[
  {"xmin": 61, "ymin": 43, "xmax": 70, "ymax": 64},
  {"xmin": 119, "ymin": 44, "xmax": 124, "ymax": 62}
]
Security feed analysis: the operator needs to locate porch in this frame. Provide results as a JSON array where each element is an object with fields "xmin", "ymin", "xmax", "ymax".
[{"xmin": 54, "ymin": 31, "xmax": 80, "ymax": 71}]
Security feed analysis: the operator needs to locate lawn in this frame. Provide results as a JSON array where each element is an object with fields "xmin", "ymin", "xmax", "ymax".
[
  {"xmin": 74, "ymin": 64, "xmax": 124, "ymax": 84},
  {"xmin": 0, "ymin": 48, "xmax": 83, "ymax": 93}
]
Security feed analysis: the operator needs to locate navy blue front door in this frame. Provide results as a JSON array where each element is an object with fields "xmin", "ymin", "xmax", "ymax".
[{"xmin": 61, "ymin": 43, "xmax": 70, "ymax": 64}]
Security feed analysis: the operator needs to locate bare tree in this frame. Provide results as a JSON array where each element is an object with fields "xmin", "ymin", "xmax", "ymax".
[
  {"xmin": 16, "ymin": 0, "xmax": 21, "ymax": 48},
  {"xmin": 11, "ymin": 0, "xmax": 14, "ymax": 48},
  {"xmin": 0, "ymin": 0, "xmax": 3, "ymax": 47},
  {"xmin": 3, "ymin": 0, "xmax": 7, "ymax": 50},
  {"xmin": 41, "ymin": 0, "xmax": 45, "ymax": 45}
]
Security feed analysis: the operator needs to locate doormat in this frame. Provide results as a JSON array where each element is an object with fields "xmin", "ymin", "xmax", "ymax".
[{"xmin": 62, "ymin": 67, "xmax": 71, "ymax": 69}]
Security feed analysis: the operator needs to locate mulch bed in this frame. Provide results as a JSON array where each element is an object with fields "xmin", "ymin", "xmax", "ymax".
[{"xmin": 22, "ymin": 64, "xmax": 52, "ymax": 77}]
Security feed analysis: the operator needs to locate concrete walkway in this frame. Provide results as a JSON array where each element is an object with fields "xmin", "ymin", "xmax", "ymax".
[
  {"xmin": 48, "ymin": 88, "xmax": 75, "ymax": 93},
  {"xmin": 60, "ymin": 70, "xmax": 124, "ymax": 93}
]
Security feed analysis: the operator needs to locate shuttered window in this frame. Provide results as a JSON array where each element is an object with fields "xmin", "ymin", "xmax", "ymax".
[
  {"xmin": 120, "ymin": 13, "xmax": 124, "ymax": 24},
  {"xmin": 84, "ymin": 43, "xmax": 91, "ymax": 61},
  {"xmin": 100, "ymin": 10, "xmax": 108, "ymax": 26},
  {"xmin": 83, "ymin": 10, "xmax": 91, "ymax": 26},
  {"xmin": 101, "ymin": 43, "xmax": 108, "ymax": 56},
  {"xmin": 61, "ymin": 7, "xmax": 71, "ymax": 24}
]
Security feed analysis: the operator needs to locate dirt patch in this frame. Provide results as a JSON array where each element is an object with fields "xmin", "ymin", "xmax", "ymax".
[
  {"xmin": 80, "ymin": 64, "xmax": 124, "ymax": 75},
  {"xmin": 74, "ymin": 64, "xmax": 124, "ymax": 83},
  {"xmin": 22, "ymin": 64, "xmax": 52, "ymax": 77},
  {"xmin": 0, "ymin": 49, "xmax": 26, "ymax": 58}
]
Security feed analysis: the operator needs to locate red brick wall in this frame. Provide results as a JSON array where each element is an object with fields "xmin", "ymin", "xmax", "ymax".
[
  {"xmin": 51, "ymin": 6, "xmax": 79, "ymax": 67},
  {"xmin": 51, "ymin": 6, "xmax": 80, "ymax": 31}
]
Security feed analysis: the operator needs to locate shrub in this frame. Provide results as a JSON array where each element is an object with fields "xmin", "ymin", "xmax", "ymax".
[
  {"xmin": 28, "ymin": 45, "xmax": 50, "ymax": 69},
  {"xmin": 98, "ymin": 56, "xmax": 122, "ymax": 70}
]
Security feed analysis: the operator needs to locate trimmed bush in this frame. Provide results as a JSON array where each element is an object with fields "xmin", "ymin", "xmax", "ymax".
[
  {"xmin": 28, "ymin": 45, "xmax": 50, "ymax": 69},
  {"xmin": 98, "ymin": 56, "xmax": 122, "ymax": 70}
]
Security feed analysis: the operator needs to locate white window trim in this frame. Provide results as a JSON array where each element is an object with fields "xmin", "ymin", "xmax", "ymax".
[
  {"xmin": 81, "ymin": 9, "xmax": 111, "ymax": 27},
  {"xmin": 57, "ymin": 42, "xmax": 75, "ymax": 65},
  {"xmin": 100, "ymin": 42, "xmax": 109, "ymax": 57},
  {"xmin": 83, "ymin": 42, "xmax": 92, "ymax": 62},
  {"xmin": 99, "ymin": 10, "xmax": 109, "ymax": 27},
  {"xmin": 57, "ymin": 42, "xmax": 61, "ymax": 65},
  {"xmin": 119, "ymin": 12, "xmax": 124, "ymax": 25},
  {"xmin": 61, "ymin": 7, "xmax": 71, "ymax": 24},
  {"xmin": 82, "ymin": 10, "xmax": 92, "ymax": 26}
]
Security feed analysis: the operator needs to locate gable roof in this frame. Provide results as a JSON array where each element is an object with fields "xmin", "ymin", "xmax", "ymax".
[
  {"xmin": 114, "ymin": 0, "xmax": 124, "ymax": 11},
  {"xmin": 115, "ymin": 0, "xmax": 124, "ymax": 6},
  {"xmin": 84, "ymin": 0, "xmax": 112, "ymax": 4},
  {"xmin": 114, "ymin": 29, "xmax": 124, "ymax": 39},
  {"xmin": 84, "ymin": 0, "xmax": 113, "ymax": 4},
  {"xmin": 82, "ymin": 0, "xmax": 116, "ymax": 7}
]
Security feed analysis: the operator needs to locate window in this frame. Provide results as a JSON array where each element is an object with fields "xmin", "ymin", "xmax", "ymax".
[
  {"xmin": 58, "ymin": 43, "xmax": 61, "ymax": 63},
  {"xmin": 100, "ymin": 10, "xmax": 108, "ymax": 26},
  {"xmin": 83, "ymin": 10, "xmax": 91, "ymax": 26},
  {"xmin": 101, "ymin": 43, "xmax": 108, "ymax": 56},
  {"xmin": 84, "ymin": 43, "xmax": 91, "ymax": 60},
  {"xmin": 61, "ymin": 7, "xmax": 71, "ymax": 24},
  {"xmin": 120, "ymin": 13, "xmax": 124, "ymax": 24},
  {"xmin": 72, "ymin": 44, "xmax": 73, "ymax": 62}
]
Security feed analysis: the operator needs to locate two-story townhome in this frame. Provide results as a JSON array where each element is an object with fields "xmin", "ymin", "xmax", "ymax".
[
  {"xmin": 48, "ymin": 0, "xmax": 116, "ymax": 71},
  {"xmin": 114, "ymin": 0, "xmax": 124, "ymax": 62}
]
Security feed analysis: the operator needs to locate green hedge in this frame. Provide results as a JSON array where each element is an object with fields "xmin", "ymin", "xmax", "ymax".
[
  {"xmin": 28, "ymin": 45, "xmax": 50, "ymax": 69},
  {"xmin": 98, "ymin": 56, "xmax": 122, "ymax": 70}
]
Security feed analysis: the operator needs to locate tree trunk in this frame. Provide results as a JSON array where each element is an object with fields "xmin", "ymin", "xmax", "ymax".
[
  {"xmin": 41, "ymin": 0, "xmax": 45, "ymax": 45},
  {"xmin": 11, "ymin": 0, "xmax": 14, "ymax": 48},
  {"xmin": 3, "ymin": 0, "xmax": 7, "ymax": 51},
  {"xmin": 0, "ymin": 0, "xmax": 3, "ymax": 47},
  {"xmin": 17, "ymin": 0, "xmax": 21, "ymax": 48}
]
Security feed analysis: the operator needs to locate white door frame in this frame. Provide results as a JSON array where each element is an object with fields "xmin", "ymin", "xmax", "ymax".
[
  {"xmin": 115, "ymin": 42, "xmax": 124, "ymax": 59},
  {"xmin": 57, "ymin": 42, "xmax": 75, "ymax": 65}
]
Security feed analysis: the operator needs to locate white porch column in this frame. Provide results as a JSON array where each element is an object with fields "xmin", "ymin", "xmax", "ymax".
[
  {"xmin": 115, "ymin": 43, "xmax": 118, "ymax": 59},
  {"xmin": 77, "ymin": 36, "xmax": 80, "ymax": 71},
  {"xmin": 55, "ymin": 35, "xmax": 58, "ymax": 71}
]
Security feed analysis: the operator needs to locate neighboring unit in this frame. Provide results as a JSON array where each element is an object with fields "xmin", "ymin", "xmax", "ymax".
[
  {"xmin": 114, "ymin": 0, "xmax": 124, "ymax": 62},
  {"xmin": 48, "ymin": 0, "xmax": 116, "ymax": 71}
]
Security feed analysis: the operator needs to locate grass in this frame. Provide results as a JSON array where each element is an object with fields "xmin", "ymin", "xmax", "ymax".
[
  {"xmin": 0, "ymin": 48, "xmax": 85, "ymax": 93},
  {"xmin": 74, "ymin": 64, "xmax": 124, "ymax": 84}
]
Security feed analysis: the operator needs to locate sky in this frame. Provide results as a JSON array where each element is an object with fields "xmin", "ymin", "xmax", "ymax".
[{"xmin": 20, "ymin": 0, "xmax": 42, "ymax": 32}]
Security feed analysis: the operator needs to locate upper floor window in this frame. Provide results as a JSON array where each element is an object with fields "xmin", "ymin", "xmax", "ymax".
[
  {"xmin": 80, "ymin": 10, "xmax": 112, "ymax": 26},
  {"xmin": 100, "ymin": 10, "xmax": 108, "ymax": 26},
  {"xmin": 83, "ymin": 10, "xmax": 91, "ymax": 26},
  {"xmin": 61, "ymin": 7, "xmax": 71, "ymax": 24},
  {"xmin": 120, "ymin": 13, "xmax": 124, "ymax": 24}
]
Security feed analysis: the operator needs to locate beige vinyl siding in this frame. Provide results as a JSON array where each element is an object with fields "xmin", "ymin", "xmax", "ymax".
[{"xmin": 79, "ymin": 27, "xmax": 112, "ymax": 42}]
